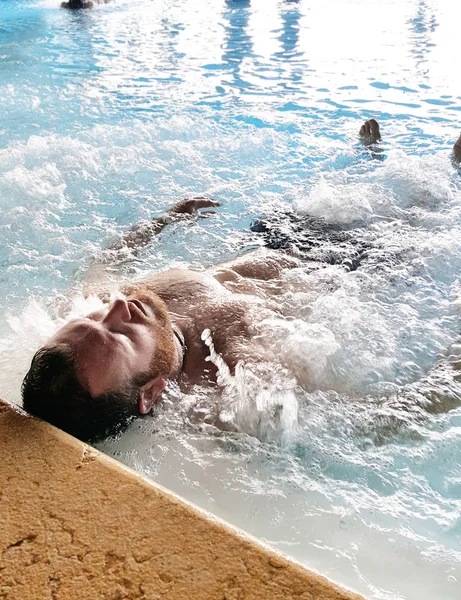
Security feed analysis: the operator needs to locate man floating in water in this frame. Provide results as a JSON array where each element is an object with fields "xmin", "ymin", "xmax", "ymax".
[
  {"xmin": 22, "ymin": 196, "xmax": 298, "ymax": 442},
  {"xmin": 22, "ymin": 121, "xmax": 461, "ymax": 442}
]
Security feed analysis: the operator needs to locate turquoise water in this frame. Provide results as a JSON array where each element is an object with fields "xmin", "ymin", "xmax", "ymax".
[{"xmin": 1, "ymin": 1, "xmax": 461, "ymax": 598}]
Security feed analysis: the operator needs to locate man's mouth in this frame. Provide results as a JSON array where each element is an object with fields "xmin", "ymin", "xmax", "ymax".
[{"xmin": 127, "ymin": 299, "xmax": 147, "ymax": 317}]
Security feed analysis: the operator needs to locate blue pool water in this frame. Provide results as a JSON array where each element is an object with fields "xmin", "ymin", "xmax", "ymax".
[{"xmin": 1, "ymin": 1, "xmax": 461, "ymax": 598}]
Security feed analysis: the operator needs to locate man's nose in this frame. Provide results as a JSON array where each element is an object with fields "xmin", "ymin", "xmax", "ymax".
[{"xmin": 103, "ymin": 298, "xmax": 131, "ymax": 326}]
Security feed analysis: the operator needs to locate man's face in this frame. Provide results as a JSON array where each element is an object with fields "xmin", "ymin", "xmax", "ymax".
[{"xmin": 48, "ymin": 291, "xmax": 174, "ymax": 397}]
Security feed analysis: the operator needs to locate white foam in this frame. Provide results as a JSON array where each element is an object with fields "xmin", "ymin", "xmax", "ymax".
[
  {"xmin": 295, "ymin": 178, "xmax": 377, "ymax": 224},
  {"xmin": 378, "ymin": 149, "xmax": 457, "ymax": 209},
  {"xmin": 2, "ymin": 5, "xmax": 461, "ymax": 596}
]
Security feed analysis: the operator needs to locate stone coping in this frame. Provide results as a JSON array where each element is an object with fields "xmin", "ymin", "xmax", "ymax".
[{"xmin": 0, "ymin": 398, "xmax": 365, "ymax": 600}]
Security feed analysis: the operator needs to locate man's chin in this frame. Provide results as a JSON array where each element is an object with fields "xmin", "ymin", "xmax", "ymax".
[
  {"xmin": 127, "ymin": 288, "xmax": 177, "ymax": 383},
  {"xmin": 126, "ymin": 289, "xmax": 171, "ymax": 325}
]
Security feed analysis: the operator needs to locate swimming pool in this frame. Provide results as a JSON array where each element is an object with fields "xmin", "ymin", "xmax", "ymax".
[{"xmin": 1, "ymin": 0, "xmax": 461, "ymax": 598}]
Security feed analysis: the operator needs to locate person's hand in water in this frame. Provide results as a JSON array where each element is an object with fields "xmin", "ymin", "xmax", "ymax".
[
  {"xmin": 168, "ymin": 196, "xmax": 221, "ymax": 217},
  {"xmin": 119, "ymin": 196, "xmax": 220, "ymax": 250}
]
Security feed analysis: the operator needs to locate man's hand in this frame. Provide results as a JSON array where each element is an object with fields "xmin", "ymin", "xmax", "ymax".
[
  {"xmin": 169, "ymin": 196, "xmax": 220, "ymax": 215},
  {"xmin": 117, "ymin": 197, "xmax": 220, "ymax": 252}
]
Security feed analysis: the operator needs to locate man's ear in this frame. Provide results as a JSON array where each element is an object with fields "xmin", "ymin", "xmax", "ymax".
[{"xmin": 138, "ymin": 376, "xmax": 167, "ymax": 415}]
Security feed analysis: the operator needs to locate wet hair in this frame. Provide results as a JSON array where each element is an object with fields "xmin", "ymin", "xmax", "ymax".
[{"xmin": 22, "ymin": 345, "xmax": 139, "ymax": 443}]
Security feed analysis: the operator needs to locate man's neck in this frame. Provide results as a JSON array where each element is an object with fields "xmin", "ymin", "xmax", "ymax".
[{"xmin": 169, "ymin": 325, "xmax": 186, "ymax": 380}]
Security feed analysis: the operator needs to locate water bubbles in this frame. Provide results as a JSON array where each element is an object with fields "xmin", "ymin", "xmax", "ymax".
[
  {"xmin": 296, "ymin": 179, "xmax": 375, "ymax": 225},
  {"xmin": 2, "ymin": 0, "xmax": 461, "ymax": 597}
]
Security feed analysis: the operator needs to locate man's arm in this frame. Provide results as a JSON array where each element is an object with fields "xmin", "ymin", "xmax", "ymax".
[
  {"xmin": 112, "ymin": 196, "xmax": 220, "ymax": 252},
  {"xmin": 82, "ymin": 197, "xmax": 219, "ymax": 294}
]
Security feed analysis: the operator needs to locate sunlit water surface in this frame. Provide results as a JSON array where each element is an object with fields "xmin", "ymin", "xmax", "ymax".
[{"xmin": 1, "ymin": 1, "xmax": 461, "ymax": 598}]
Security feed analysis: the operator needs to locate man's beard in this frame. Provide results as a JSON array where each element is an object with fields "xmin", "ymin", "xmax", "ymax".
[{"xmin": 125, "ymin": 289, "xmax": 177, "ymax": 385}]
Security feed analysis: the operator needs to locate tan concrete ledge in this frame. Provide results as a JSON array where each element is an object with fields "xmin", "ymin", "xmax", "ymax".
[{"xmin": 0, "ymin": 398, "xmax": 365, "ymax": 600}]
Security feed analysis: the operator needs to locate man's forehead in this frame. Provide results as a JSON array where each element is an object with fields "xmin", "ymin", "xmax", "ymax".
[
  {"xmin": 52, "ymin": 320, "xmax": 127, "ymax": 393},
  {"xmin": 50, "ymin": 318, "xmax": 101, "ymax": 345}
]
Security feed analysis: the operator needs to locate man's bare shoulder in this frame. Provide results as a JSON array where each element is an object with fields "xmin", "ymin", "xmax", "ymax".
[
  {"xmin": 123, "ymin": 268, "xmax": 223, "ymax": 302},
  {"xmin": 211, "ymin": 248, "xmax": 300, "ymax": 286},
  {"xmin": 129, "ymin": 249, "xmax": 302, "ymax": 304}
]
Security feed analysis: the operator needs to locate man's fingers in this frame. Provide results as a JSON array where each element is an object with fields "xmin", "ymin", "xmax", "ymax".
[
  {"xmin": 171, "ymin": 197, "xmax": 221, "ymax": 214},
  {"xmin": 190, "ymin": 197, "xmax": 221, "ymax": 210}
]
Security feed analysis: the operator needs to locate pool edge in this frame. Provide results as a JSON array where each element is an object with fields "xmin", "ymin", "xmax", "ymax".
[{"xmin": 0, "ymin": 397, "xmax": 365, "ymax": 600}]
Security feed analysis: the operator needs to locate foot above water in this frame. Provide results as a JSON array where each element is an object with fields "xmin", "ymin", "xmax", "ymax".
[
  {"xmin": 452, "ymin": 133, "xmax": 461, "ymax": 165},
  {"xmin": 61, "ymin": 0, "xmax": 94, "ymax": 8},
  {"xmin": 359, "ymin": 117, "xmax": 461, "ymax": 166},
  {"xmin": 359, "ymin": 119, "xmax": 382, "ymax": 145}
]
